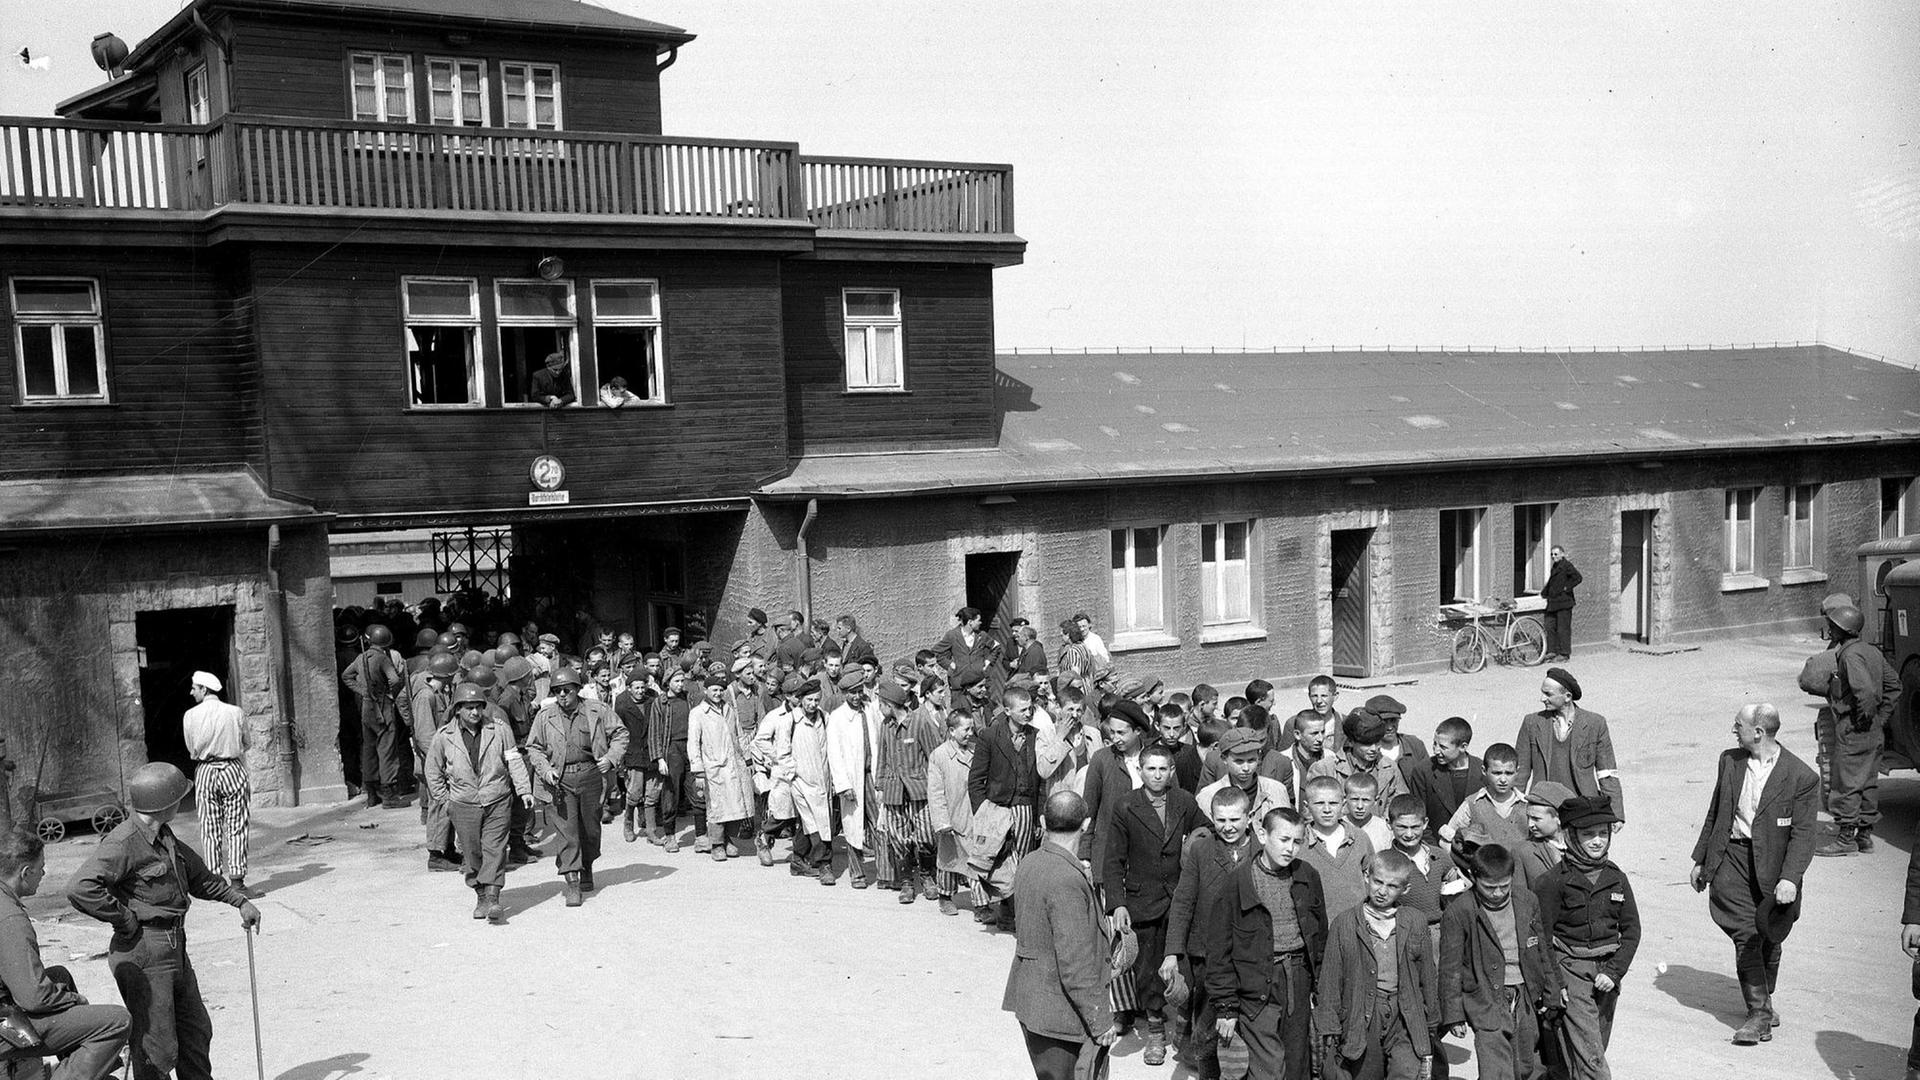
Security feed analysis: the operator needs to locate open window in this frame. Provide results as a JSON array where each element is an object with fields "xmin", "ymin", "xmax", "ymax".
[
  {"xmin": 495, "ymin": 280, "xmax": 577, "ymax": 406},
  {"xmin": 402, "ymin": 277, "xmax": 479, "ymax": 407},
  {"xmin": 590, "ymin": 280, "xmax": 664, "ymax": 405}
]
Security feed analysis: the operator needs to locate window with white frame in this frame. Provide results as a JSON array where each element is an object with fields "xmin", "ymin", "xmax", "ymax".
[
  {"xmin": 1111, "ymin": 526, "xmax": 1168, "ymax": 635},
  {"xmin": 426, "ymin": 57, "xmax": 488, "ymax": 128},
  {"xmin": 1200, "ymin": 520, "xmax": 1255, "ymax": 626},
  {"xmin": 842, "ymin": 288, "xmax": 902, "ymax": 390},
  {"xmin": 501, "ymin": 62, "xmax": 562, "ymax": 130},
  {"xmin": 402, "ymin": 277, "xmax": 480, "ymax": 407},
  {"xmin": 10, "ymin": 278, "xmax": 107, "ymax": 403},
  {"xmin": 1884, "ymin": 477, "xmax": 1917, "ymax": 540},
  {"xmin": 590, "ymin": 280, "xmax": 665, "ymax": 405},
  {"xmin": 496, "ymin": 280, "xmax": 576, "ymax": 406},
  {"xmin": 1725, "ymin": 487, "xmax": 1760, "ymax": 576},
  {"xmin": 1439, "ymin": 508, "xmax": 1485, "ymax": 603},
  {"xmin": 185, "ymin": 64, "xmax": 210, "ymax": 162},
  {"xmin": 1512, "ymin": 502, "xmax": 1557, "ymax": 596},
  {"xmin": 349, "ymin": 53, "xmax": 414, "ymax": 123},
  {"xmin": 1784, "ymin": 484, "xmax": 1821, "ymax": 570}
]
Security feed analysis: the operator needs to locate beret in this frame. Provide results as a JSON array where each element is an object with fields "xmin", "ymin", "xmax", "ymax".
[
  {"xmin": 748, "ymin": 607, "xmax": 769, "ymax": 624},
  {"xmin": 1342, "ymin": 708, "xmax": 1388, "ymax": 745},
  {"xmin": 1524, "ymin": 780, "xmax": 1575, "ymax": 809},
  {"xmin": 873, "ymin": 681, "xmax": 910, "ymax": 707},
  {"xmin": 1217, "ymin": 728, "xmax": 1264, "ymax": 757},
  {"xmin": 952, "ymin": 669, "xmax": 986, "ymax": 691},
  {"xmin": 1109, "ymin": 699, "xmax": 1151, "ymax": 730},
  {"xmin": 1557, "ymin": 795, "xmax": 1619, "ymax": 831},
  {"xmin": 1544, "ymin": 667, "xmax": 1582, "ymax": 701},
  {"xmin": 704, "ymin": 673, "xmax": 728, "ymax": 689},
  {"xmin": 1363, "ymin": 694, "xmax": 1407, "ymax": 717}
]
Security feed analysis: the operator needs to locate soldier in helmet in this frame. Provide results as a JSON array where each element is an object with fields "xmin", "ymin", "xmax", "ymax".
[
  {"xmin": 426, "ymin": 684, "xmax": 533, "ymax": 924},
  {"xmin": 496, "ymin": 655, "xmax": 545, "ymax": 866},
  {"xmin": 1816, "ymin": 603, "xmax": 1899, "ymax": 856},
  {"xmin": 411, "ymin": 654, "xmax": 463, "ymax": 872},
  {"xmin": 524, "ymin": 667, "xmax": 628, "ymax": 906},
  {"xmin": 340, "ymin": 623, "xmax": 411, "ymax": 809},
  {"xmin": 406, "ymin": 628, "xmax": 442, "ymax": 675},
  {"xmin": 67, "ymin": 762, "xmax": 262, "ymax": 1080}
]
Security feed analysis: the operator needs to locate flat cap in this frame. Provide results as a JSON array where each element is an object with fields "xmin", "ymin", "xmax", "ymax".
[
  {"xmin": 1342, "ymin": 708, "xmax": 1388, "ymax": 745},
  {"xmin": 1363, "ymin": 694, "xmax": 1407, "ymax": 717},
  {"xmin": 836, "ymin": 670, "xmax": 867, "ymax": 691},
  {"xmin": 873, "ymin": 681, "xmax": 910, "ymax": 707},
  {"xmin": 1524, "ymin": 780, "xmax": 1575, "ymax": 809},
  {"xmin": 731, "ymin": 656, "xmax": 755, "ymax": 674},
  {"xmin": 1557, "ymin": 795, "xmax": 1619, "ymax": 831},
  {"xmin": 538, "ymin": 633, "xmax": 561, "ymax": 645},
  {"xmin": 780, "ymin": 673, "xmax": 811, "ymax": 695},
  {"xmin": 1217, "ymin": 728, "xmax": 1264, "ymax": 757}
]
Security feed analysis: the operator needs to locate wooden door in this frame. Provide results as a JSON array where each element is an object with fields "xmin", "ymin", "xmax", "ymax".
[{"xmin": 1331, "ymin": 529, "xmax": 1372, "ymax": 677}]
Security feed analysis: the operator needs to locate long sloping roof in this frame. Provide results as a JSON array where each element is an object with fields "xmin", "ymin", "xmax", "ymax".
[
  {"xmin": 761, "ymin": 344, "xmax": 1920, "ymax": 498},
  {"xmin": 0, "ymin": 469, "xmax": 327, "ymax": 536},
  {"xmin": 220, "ymin": 0, "xmax": 690, "ymax": 38}
]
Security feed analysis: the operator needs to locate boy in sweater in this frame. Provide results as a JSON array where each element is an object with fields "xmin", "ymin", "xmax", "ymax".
[
  {"xmin": 1300, "ymin": 775, "xmax": 1375, "ymax": 921},
  {"xmin": 1314, "ymin": 848, "xmax": 1438, "ymax": 1080},
  {"xmin": 1203, "ymin": 807, "xmax": 1327, "ymax": 1080},
  {"xmin": 1535, "ymin": 797, "xmax": 1639, "ymax": 1080},
  {"xmin": 1440, "ymin": 843, "xmax": 1563, "ymax": 1080},
  {"xmin": 1443, "ymin": 743, "xmax": 1528, "ymax": 859},
  {"xmin": 1403, "ymin": 717, "xmax": 1483, "ymax": 846}
]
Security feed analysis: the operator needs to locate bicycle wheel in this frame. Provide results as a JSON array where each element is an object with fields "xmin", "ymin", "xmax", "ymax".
[
  {"xmin": 1508, "ymin": 617, "xmax": 1547, "ymax": 667},
  {"xmin": 1451, "ymin": 626, "xmax": 1489, "ymax": 674}
]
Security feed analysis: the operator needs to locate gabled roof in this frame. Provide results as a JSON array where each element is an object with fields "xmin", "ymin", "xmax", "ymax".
[{"xmin": 760, "ymin": 344, "xmax": 1920, "ymax": 498}]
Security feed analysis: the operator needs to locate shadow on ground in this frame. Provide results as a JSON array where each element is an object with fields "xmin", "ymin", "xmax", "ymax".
[
  {"xmin": 1813, "ymin": 1029, "xmax": 1906, "ymax": 1080},
  {"xmin": 275, "ymin": 1052, "xmax": 369, "ymax": 1080},
  {"xmin": 499, "ymin": 860, "xmax": 676, "ymax": 915},
  {"xmin": 1652, "ymin": 963, "xmax": 1745, "ymax": 1030}
]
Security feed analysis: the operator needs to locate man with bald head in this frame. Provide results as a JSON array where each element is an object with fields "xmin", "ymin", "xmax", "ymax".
[{"xmin": 1689, "ymin": 703, "xmax": 1819, "ymax": 1047}]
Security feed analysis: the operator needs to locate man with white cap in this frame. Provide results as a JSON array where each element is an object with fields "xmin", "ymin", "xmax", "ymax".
[
  {"xmin": 181, "ymin": 671, "xmax": 255, "ymax": 897},
  {"xmin": 67, "ymin": 762, "xmax": 261, "ymax": 1080}
]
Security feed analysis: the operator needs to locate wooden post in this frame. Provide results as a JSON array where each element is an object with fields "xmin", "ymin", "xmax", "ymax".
[{"xmin": 884, "ymin": 165, "xmax": 898, "ymax": 230}]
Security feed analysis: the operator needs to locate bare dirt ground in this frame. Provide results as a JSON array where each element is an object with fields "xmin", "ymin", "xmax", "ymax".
[{"xmin": 19, "ymin": 629, "xmax": 1915, "ymax": 1080}]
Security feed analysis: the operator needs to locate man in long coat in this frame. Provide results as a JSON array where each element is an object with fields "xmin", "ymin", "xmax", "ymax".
[{"xmin": 688, "ymin": 674, "xmax": 756, "ymax": 861}]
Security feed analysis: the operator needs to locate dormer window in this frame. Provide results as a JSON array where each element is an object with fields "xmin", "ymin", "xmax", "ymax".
[
  {"xmin": 350, "ymin": 52, "xmax": 414, "ymax": 123},
  {"xmin": 501, "ymin": 62, "xmax": 562, "ymax": 131},
  {"xmin": 427, "ymin": 58, "xmax": 488, "ymax": 128}
]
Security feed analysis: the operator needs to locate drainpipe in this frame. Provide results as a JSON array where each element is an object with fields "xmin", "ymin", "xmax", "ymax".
[
  {"xmin": 796, "ymin": 499, "xmax": 819, "ymax": 625},
  {"xmin": 266, "ymin": 525, "xmax": 300, "ymax": 804}
]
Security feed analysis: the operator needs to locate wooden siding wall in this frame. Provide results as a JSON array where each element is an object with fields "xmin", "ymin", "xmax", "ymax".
[
  {"xmin": 0, "ymin": 247, "xmax": 261, "ymax": 477},
  {"xmin": 781, "ymin": 261, "xmax": 997, "ymax": 455},
  {"xmin": 226, "ymin": 16, "xmax": 665, "ymax": 135},
  {"xmin": 248, "ymin": 245, "xmax": 787, "ymax": 515}
]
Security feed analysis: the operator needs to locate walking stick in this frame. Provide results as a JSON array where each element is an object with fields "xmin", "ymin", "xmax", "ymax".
[{"xmin": 245, "ymin": 926, "xmax": 266, "ymax": 1080}]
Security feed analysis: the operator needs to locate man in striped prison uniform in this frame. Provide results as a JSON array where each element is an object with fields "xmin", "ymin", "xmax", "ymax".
[
  {"xmin": 872, "ymin": 678, "xmax": 943, "ymax": 903},
  {"xmin": 182, "ymin": 671, "xmax": 257, "ymax": 898}
]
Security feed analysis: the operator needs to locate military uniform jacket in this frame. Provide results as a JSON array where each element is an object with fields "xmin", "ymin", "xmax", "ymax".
[
  {"xmin": 426, "ymin": 719, "xmax": 532, "ymax": 806},
  {"xmin": 524, "ymin": 699, "xmax": 628, "ymax": 800}
]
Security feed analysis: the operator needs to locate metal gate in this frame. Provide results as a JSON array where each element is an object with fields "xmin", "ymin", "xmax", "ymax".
[{"xmin": 432, "ymin": 527, "xmax": 511, "ymax": 597}]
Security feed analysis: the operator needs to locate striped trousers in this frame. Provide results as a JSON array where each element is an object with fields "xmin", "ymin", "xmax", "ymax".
[{"xmin": 194, "ymin": 760, "xmax": 251, "ymax": 879}]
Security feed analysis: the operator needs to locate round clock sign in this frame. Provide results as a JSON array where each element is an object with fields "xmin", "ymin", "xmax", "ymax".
[{"xmin": 529, "ymin": 454, "xmax": 566, "ymax": 491}]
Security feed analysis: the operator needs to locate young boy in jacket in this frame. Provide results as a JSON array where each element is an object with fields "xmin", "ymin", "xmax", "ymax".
[
  {"xmin": 1163, "ymin": 785, "xmax": 1259, "ymax": 1080},
  {"xmin": 1203, "ymin": 807, "xmax": 1327, "ymax": 1080},
  {"xmin": 1534, "ymin": 797, "xmax": 1639, "ymax": 1080},
  {"xmin": 1403, "ymin": 717, "xmax": 1482, "ymax": 846},
  {"xmin": 1440, "ymin": 843, "xmax": 1564, "ymax": 1080},
  {"xmin": 1313, "ymin": 848, "xmax": 1439, "ymax": 1080}
]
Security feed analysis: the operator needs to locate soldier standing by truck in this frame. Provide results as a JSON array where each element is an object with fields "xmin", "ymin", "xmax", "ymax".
[{"xmin": 1813, "ymin": 604, "xmax": 1900, "ymax": 857}]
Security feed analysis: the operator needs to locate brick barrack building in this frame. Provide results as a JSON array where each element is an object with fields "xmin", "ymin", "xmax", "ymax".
[{"xmin": 3, "ymin": 0, "xmax": 1917, "ymax": 805}]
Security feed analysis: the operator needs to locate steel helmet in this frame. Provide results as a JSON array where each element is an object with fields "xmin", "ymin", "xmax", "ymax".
[
  {"xmin": 495, "ymin": 643, "xmax": 520, "ymax": 660},
  {"xmin": 1821, "ymin": 592, "xmax": 1856, "ymax": 616},
  {"xmin": 500, "ymin": 656, "xmax": 534, "ymax": 684},
  {"xmin": 414, "ymin": 628, "xmax": 440, "ymax": 651},
  {"xmin": 460, "ymin": 650, "xmax": 486, "ymax": 670},
  {"xmin": 428, "ymin": 654, "xmax": 461, "ymax": 679},
  {"xmin": 549, "ymin": 666, "xmax": 584, "ymax": 690},
  {"xmin": 484, "ymin": 648, "xmax": 508, "ymax": 667},
  {"xmin": 450, "ymin": 683, "xmax": 490, "ymax": 707},
  {"xmin": 496, "ymin": 632, "xmax": 522, "ymax": 648},
  {"xmin": 365, "ymin": 624, "xmax": 393, "ymax": 647},
  {"xmin": 466, "ymin": 667, "xmax": 499, "ymax": 689},
  {"xmin": 1827, "ymin": 604, "xmax": 1865, "ymax": 636},
  {"xmin": 128, "ymin": 762, "xmax": 192, "ymax": 813},
  {"xmin": 448, "ymin": 622, "xmax": 471, "ymax": 638},
  {"xmin": 436, "ymin": 631, "xmax": 459, "ymax": 650}
]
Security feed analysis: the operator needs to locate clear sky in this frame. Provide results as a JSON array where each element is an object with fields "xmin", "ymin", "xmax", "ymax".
[{"xmin": 5, "ymin": 1, "xmax": 1917, "ymax": 362}]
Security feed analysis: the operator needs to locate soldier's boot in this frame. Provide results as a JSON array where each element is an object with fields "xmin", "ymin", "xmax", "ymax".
[
  {"xmin": 1857, "ymin": 826, "xmax": 1876, "ymax": 853},
  {"xmin": 1731, "ymin": 971, "xmax": 1771, "ymax": 1045},
  {"xmin": 472, "ymin": 886, "xmax": 489, "ymax": 920},
  {"xmin": 484, "ymin": 885, "xmax": 506, "ymax": 925},
  {"xmin": 563, "ymin": 872, "xmax": 584, "ymax": 907},
  {"xmin": 1764, "ymin": 960, "xmax": 1782, "ymax": 1027},
  {"xmin": 1814, "ymin": 826, "xmax": 1859, "ymax": 857}
]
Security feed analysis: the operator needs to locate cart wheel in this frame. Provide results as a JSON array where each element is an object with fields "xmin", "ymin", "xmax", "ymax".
[
  {"xmin": 1508, "ymin": 617, "xmax": 1548, "ymax": 667},
  {"xmin": 1451, "ymin": 626, "xmax": 1489, "ymax": 674},
  {"xmin": 36, "ymin": 817, "xmax": 65, "ymax": 844},
  {"xmin": 93, "ymin": 804, "xmax": 128, "ymax": 834}
]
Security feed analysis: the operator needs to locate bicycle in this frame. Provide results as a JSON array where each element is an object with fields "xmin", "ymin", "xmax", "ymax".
[{"xmin": 1442, "ymin": 598, "xmax": 1547, "ymax": 673}]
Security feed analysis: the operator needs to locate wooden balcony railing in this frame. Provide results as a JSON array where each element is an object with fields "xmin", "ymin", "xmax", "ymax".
[{"xmin": 0, "ymin": 114, "xmax": 1016, "ymax": 235}]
